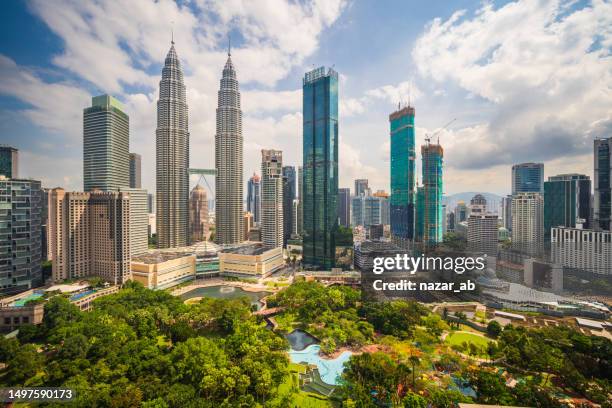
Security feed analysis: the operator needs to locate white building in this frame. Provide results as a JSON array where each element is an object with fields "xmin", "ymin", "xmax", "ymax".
[
  {"xmin": 467, "ymin": 213, "xmax": 499, "ymax": 255},
  {"xmin": 261, "ymin": 150, "xmax": 283, "ymax": 248},
  {"xmin": 512, "ymin": 192, "xmax": 543, "ymax": 256},
  {"xmin": 551, "ymin": 227, "xmax": 612, "ymax": 276}
]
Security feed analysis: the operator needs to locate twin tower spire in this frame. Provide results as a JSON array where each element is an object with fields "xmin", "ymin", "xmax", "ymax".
[{"xmin": 155, "ymin": 38, "xmax": 243, "ymax": 248}]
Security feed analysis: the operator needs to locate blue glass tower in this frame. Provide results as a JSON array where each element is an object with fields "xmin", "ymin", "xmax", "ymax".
[
  {"xmin": 512, "ymin": 162, "xmax": 544, "ymax": 195},
  {"xmin": 544, "ymin": 174, "xmax": 591, "ymax": 243},
  {"xmin": 302, "ymin": 67, "xmax": 338, "ymax": 269},
  {"xmin": 389, "ymin": 105, "xmax": 416, "ymax": 240}
]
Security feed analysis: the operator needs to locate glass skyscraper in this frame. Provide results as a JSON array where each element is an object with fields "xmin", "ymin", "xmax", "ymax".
[
  {"xmin": 594, "ymin": 138, "xmax": 611, "ymax": 231},
  {"xmin": 389, "ymin": 105, "xmax": 416, "ymax": 240},
  {"xmin": 0, "ymin": 145, "xmax": 18, "ymax": 179},
  {"xmin": 544, "ymin": 174, "xmax": 591, "ymax": 243},
  {"xmin": 420, "ymin": 143, "xmax": 444, "ymax": 245},
  {"xmin": 337, "ymin": 187, "xmax": 350, "ymax": 227},
  {"xmin": 282, "ymin": 166, "xmax": 296, "ymax": 247},
  {"xmin": 247, "ymin": 173, "xmax": 261, "ymax": 225},
  {"xmin": 302, "ymin": 66, "xmax": 338, "ymax": 269},
  {"xmin": 512, "ymin": 162, "xmax": 544, "ymax": 195}
]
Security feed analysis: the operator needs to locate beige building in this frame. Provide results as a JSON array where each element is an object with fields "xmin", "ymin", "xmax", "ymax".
[
  {"xmin": 49, "ymin": 188, "xmax": 131, "ymax": 285},
  {"xmin": 190, "ymin": 184, "xmax": 209, "ymax": 243},
  {"xmin": 261, "ymin": 149, "xmax": 283, "ymax": 248},
  {"xmin": 131, "ymin": 251, "xmax": 196, "ymax": 289},
  {"xmin": 219, "ymin": 244, "xmax": 284, "ymax": 278},
  {"xmin": 244, "ymin": 211, "xmax": 254, "ymax": 240}
]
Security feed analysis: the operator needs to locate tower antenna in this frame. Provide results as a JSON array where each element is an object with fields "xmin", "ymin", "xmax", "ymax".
[
  {"xmin": 171, "ymin": 21, "xmax": 174, "ymax": 44},
  {"xmin": 228, "ymin": 35, "xmax": 231, "ymax": 56}
]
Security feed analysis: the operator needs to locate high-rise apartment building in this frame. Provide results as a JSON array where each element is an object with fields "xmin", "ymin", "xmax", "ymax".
[
  {"xmin": 467, "ymin": 213, "xmax": 499, "ymax": 255},
  {"xmin": 247, "ymin": 173, "xmax": 261, "ymax": 225},
  {"xmin": 594, "ymin": 138, "xmax": 611, "ymax": 231},
  {"xmin": 389, "ymin": 105, "xmax": 416, "ymax": 240},
  {"xmin": 337, "ymin": 188, "xmax": 350, "ymax": 227},
  {"xmin": 0, "ymin": 176, "xmax": 42, "ymax": 294},
  {"xmin": 119, "ymin": 187, "xmax": 148, "ymax": 257},
  {"xmin": 83, "ymin": 95, "xmax": 129, "ymax": 192},
  {"xmin": 511, "ymin": 192, "xmax": 544, "ymax": 256},
  {"xmin": 156, "ymin": 42, "xmax": 189, "ymax": 248},
  {"xmin": 190, "ymin": 184, "xmax": 209, "ymax": 243},
  {"xmin": 215, "ymin": 49, "xmax": 244, "ymax": 245},
  {"xmin": 512, "ymin": 162, "xmax": 544, "ymax": 195},
  {"xmin": 147, "ymin": 193, "xmax": 155, "ymax": 214},
  {"xmin": 50, "ymin": 189, "xmax": 130, "ymax": 285},
  {"xmin": 0, "ymin": 145, "xmax": 18, "ymax": 178},
  {"xmin": 420, "ymin": 142, "xmax": 444, "ymax": 245},
  {"xmin": 544, "ymin": 174, "xmax": 591, "ymax": 243},
  {"xmin": 282, "ymin": 166, "xmax": 296, "ymax": 247},
  {"xmin": 354, "ymin": 179, "xmax": 369, "ymax": 197},
  {"xmin": 129, "ymin": 153, "xmax": 142, "ymax": 188},
  {"xmin": 261, "ymin": 150, "xmax": 283, "ymax": 248},
  {"xmin": 302, "ymin": 67, "xmax": 338, "ymax": 269},
  {"xmin": 551, "ymin": 227, "xmax": 611, "ymax": 276},
  {"xmin": 501, "ymin": 195, "xmax": 512, "ymax": 231}
]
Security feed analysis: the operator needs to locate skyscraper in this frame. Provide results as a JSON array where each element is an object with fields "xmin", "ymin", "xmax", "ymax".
[
  {"xmin": 501, "ymin": 195, "xmax": 513, "ymax": 231},
  {"xmin": 156, "ymin": 41, "xmax": 189, "ymax": 248},
  {"xmin": 83, "ymin": 95, "xmax": 129, "ymax": 192},
  {"xmin": 354, "ymin": 179, "xmax": 369, "ymax": 197},
  {"xmin": 389, "ymin": 105, "xmax": 416, "ymax": 241},
  {"xmin": 215, "ymin": 48, "xmax": 244, "ymax": 244},
  {"xmin": 337, "ymin": 187, "xmax": 351, "ymax": 227},
  {"xmin": 512, "ymin": 162, "xmax": 544, "ymax": 195},
  {"xmin": 147, "ymin": 193, "xmax": 155, "ymax": 214},
  {"xmin": 512, "ymin": 192, "xmax": 544, "ymax": 256},
  {"xmin": 420, "ymin": 142, "xmax": 444, "ymax": 245},
  {"xmin": 282, "ymin": 166, "xmax": 296, "ymax": 247},
  {"xmin": 455, "ymin": 201, "xmax": 468, "ymax": 223},
  {"xmin": 261, "ymin": 150, "xmax": 283, "ymax": 248},
  {"xmin": 0, "ymin": 145, "xmax": 18, "ymax": 178},
  {"xmin": 352, "ymin": 194, "xmax": 383, "ymax": 228},
  {"xmin": 247, "ymin": 173, "xmax": 261, "ymax": 225},
  {"xmin": 129, "ymin": 153, "xmax": 142, "ymax": 188},
  {"xmin": 190, "ymin": 184, "xmax": 209, "ymax": 243},
  {"xmin": 297, "ymin": 166, "xmax": 303, "ymax": 236},
  {"xmin": 468, "ymin": 213, "xmax": 499, "ymax": 255},
  {"xmin": 469, "ymin": 194, "xmax": 487, "ymax": 215},
  {"xmin": 594, "ymin": 137, "xmax": 611, "ymax": 231},
  {"xmin": 0, "ymin": 176, "xmax": 42, "ymax": 294},
  {"xmin": 302, "ymin": 66, "xmax": 339, "ymax": 269},
  {"xmin": 119, "ymin": 187, "xmax": 148, "ymax": 257},
  {"xmin": 544, "ymin": 174, "xmax": 591, "ymax": 243}
]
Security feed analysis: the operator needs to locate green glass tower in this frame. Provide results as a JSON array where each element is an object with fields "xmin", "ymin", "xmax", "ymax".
[
  {"xmin": 389, "ymin": 105, "xmax": 416, "ymax": 240},
  {"xmin": 544, "ymin": 174, "xmax": 591, "ymax": 243},
  {"xmin": 420, "ymin": 142, "xmax": 444, "ymax": 246},
  {"xmin": 302, "ymin": 66, "xmax": 338, "ymax": 269}
]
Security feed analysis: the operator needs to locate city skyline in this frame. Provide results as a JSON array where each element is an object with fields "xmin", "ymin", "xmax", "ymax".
[{"xmin": 1, "ymin": 1, "xmax": 609, "ymax": 197}]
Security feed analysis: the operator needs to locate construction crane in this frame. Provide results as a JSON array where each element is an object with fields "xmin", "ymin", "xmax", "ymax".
[{"xmin": 424, "ymin": 118, "xmax": 456, "ymax": 145}]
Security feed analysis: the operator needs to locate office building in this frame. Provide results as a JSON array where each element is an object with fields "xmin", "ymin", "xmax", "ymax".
[
  {"xmin": 551, "ymin": 227, "xmax": 611, "ymax": 276},
  {"xmin": 147, "ymin": 193, "xmax": 155, "ymax": 214},
  {"xmin": 190, "ymin": 184, "xmax": 209, "ymax": 243},
  {"xmin": 292, "ymin": 199, "xmax": 300, "ymax": 236},
  {"xmin": 261, "ymin": 150, "xmax": 283, "ymax": 248},
  {"xmin": 455, "ymin": 201, "xmax": 468, "ymax": 223},
  {"xmin": 352, "ymin": 194, "xmax": 385, "ymax": 228},
  {"xmin": 389, "ymin": 105, "xmax": 416, "ymax": 240},
  {"xmin": 512, "ymin": 162, "xmax": 544, "ymax": 195},
  {"xmin": 50, "ymin": 189, "xmax": 130, "ymax": 285},
  {"xmin": 297, "ymin": 166, "xmax": 303, "ymax": 236},
  {"xmin": 501, "ymin": 195, "xmax": 512, "ymax": 231},
  {"xmin": 420, "ymin": 142, "xmax": 444, "ymax": 245},
  {"xmin": 469, "ymin": 194, "xmax": 487, "ymax": 215},
  {"xmin": 119, "ymin": 187, "xmax": 148, "ymax": 257},
  {"xmin": 131, "ymin": 252, "xmax": 196, "ymax": 290},
  {"xmin": 156, "ymin": 41, "xmax": 190, "ymax": 248},
  {"xmin": 354, "ymin": 179, "xmax": 369, "ymax": 197},
  {"xmin": 83, "ymin": 95, "xmax": 129, "ymax": 192},
  {"xmin": 282, "ymin": 166, "xmax": 296, "ymax": 246},
  {"xmin": 244, "ymin": 212, "xmax": 254, "ymax": 241},
  {"xmin": 215, "ymin": 48, "xmax": 244, "ymax": 245},
  {"xmin": 337, "ymin": 187, "xmax": 350, "ymax": 227},
  {"xmin": 0, "ymin": 146, "xmax": 18, "ymax": 178},
  {"xmin": 594, "ymin": 137, "xmax": 611, "ymax": 230},
  {"xmin": 369, "ymin": 224, "xmax": 384, "ymax": 240},
  {"xmin": 302, "ymin": 67, "xmax": 339, "ymax": 269},
  {"xmin": 129, "ymin": 153, "xmax": 141, "ymax": 188},
  {"xmin": 380, "ymin": 197, "xmax": 390, "ymax": 225},
  {"xmin": 544, "ymin": 174, "xmax": 591, "ymax": 243},
  {"xmin": 511, "ymin": 192, "xmax": 544, "ymax": 256},
  {"xmin": 468, "ymin": 213, "xmax": 499, "ymax": 255},
  {"xmin": 0, "ymin": 177, "xmax": 42, "ymax": 294},
  {"xmin": 247, "ymin": 173, "xmax": 261, "ymax": 225}
]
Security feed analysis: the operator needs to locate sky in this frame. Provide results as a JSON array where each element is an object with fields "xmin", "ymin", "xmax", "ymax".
[{"xmin": 0, "ymin": 0, "xmax": 610, "ymax": 198}]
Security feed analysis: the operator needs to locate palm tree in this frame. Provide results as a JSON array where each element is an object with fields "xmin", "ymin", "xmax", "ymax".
[{"xmin": 408, "ymin": 355, "xmax": 421, "ymax": 389}]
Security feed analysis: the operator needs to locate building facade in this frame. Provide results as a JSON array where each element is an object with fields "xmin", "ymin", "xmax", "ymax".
[
  {"xmin": 119, "ymin": 187, "xmax": 148, "ymax": 257},
  {"xmin": 0, "ymin": 146, "xmax": 18, "ymax": 178},
  {"xmin": 511, "ymin": 192, "xmax": 544, "ymax": 256},
  {"xmin": 302, "ymin": 67, "xmax": 339, "ymax": 269},
  {"xmin": 0, "ymin": 177, "xmax": 42, "ymax": 294},
  {"xmin": 512, "ymin": 162, "xmax": 544, "ymax": 195},
  {"xmin": 247, "ymin": 173, "xmax": 261, "ymax": 225},
  {"xmin": 156, "ymin": 42, "xmax": 190, "ymax": 248},
  {"xmin": 389, "ymin": 105, "xmax": 416, "ymax": 240},
  {"xmin": 129, "ymin": 153, "xmax": 142, "ymax": 189},
  {"xmin": 337, "ymin": 187, "xmax": 350, "ymax": 228},
  {"xmin": 215, "ymin": 50, "xmax": 244, "ymax": 245},
  {"xmin": 354, "ymin": 179, "xmax": 369, "ymax": 197},
  {"xmin": 501, "ymin": 195, "xmax": 513, "ymax": 231},
  {"xmin": 420, "ymin": 142, "xmax": 444, "ymax": 245},
  {"xmin": 551, "ymin": 227, "xmax": 611, "ymax": 276},
  {"xmin": 467, "ymin": 213, "xmax": 499, "ymax": 255},
  {"xmin": 261, "ymin": 150, "xmax": 283, "ymax": 248},
  {"xmin": 83, "ymin": 95, "xmax": 129, "ymax": 192},
  {"xmin": 282, "ymin": 166, "xmax": 296, "ymax": 247},
  {"xmin": 131, "ymin": 252, "xmax": 196, "ymax": 290},
  {"xmin": 190, "ymin": 184, "xmax": 209, "ymax": 243},
  {"xmin": 544, "ymin": 174, "xmax": 591, "ymax": 243},
  {"xmin": 594, "ymin": 137, "xmax": 611, "ymax": 231}
]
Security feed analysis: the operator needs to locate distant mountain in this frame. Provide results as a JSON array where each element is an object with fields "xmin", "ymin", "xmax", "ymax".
[{"xmin": 443, "ymin": 192, "xmax": 503, "ymax": 214}]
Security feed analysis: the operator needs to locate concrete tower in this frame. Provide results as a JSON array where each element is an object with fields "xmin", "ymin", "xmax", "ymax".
[
  {"xmin": 215, "ymin": 46, "xmax": 244, "ymax": 244},
  {"xmin": 156, "ymin": 41, "xmax": 189, "ymax": 248}
]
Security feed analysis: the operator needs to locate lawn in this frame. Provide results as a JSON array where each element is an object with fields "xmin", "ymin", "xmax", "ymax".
[
  {"xmin": 274, "ymin": 363, "xmax": 332, "ymax": 407},
  {"xmin": 445, "ymin": 331, "xmax": 493, "ymax": 358}
]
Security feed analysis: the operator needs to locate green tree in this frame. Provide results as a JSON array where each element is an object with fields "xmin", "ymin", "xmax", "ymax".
[{"xmin": 486, "ymin": 320, "xmax": 502, "ymax": 338}]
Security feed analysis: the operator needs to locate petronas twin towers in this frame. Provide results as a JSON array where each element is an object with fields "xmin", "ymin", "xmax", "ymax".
[{"xmin": 156, "ymin": 41, "xmax": 243, "ymax": 248}]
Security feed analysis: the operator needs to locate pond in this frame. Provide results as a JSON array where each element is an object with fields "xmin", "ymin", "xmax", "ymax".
[
  {"xmin": 180, "ymin": 285, "xmax": 269, "ymax": 310},
  {"xmin": 286, "ymin": 329, "xmax": 319, "ymax": 351},
  {"xmin": 288, "ymin": 344, "xmax": 352, "ymax": 386}
]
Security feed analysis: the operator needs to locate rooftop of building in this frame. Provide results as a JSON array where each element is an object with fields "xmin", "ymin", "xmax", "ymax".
[
  {"xmin": 221, "ymin": 243, "xmax": 276, "ymax": 256},
  {"xmin": 131, "ymin": 250, "xmax": 195, "ymax": 264}
]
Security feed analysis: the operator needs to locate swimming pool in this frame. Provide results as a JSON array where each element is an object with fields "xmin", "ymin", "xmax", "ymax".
[
  {"xmin": 288, "ymin": 344, "xmax": 352, "ymax": 385},
  {"xmin": 12, "ymin": 292, "xmax": 43, "ymax": 307}
]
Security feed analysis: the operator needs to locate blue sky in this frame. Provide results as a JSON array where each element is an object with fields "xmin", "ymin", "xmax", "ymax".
[{"xmin": 0, "ymin": 0, "xmax": 610, "ymax": 197}]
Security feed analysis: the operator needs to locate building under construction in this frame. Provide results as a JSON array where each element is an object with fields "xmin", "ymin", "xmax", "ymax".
[{"xmin": 418, "ymin": 142, "xmax": 444, "ymax": 248}]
